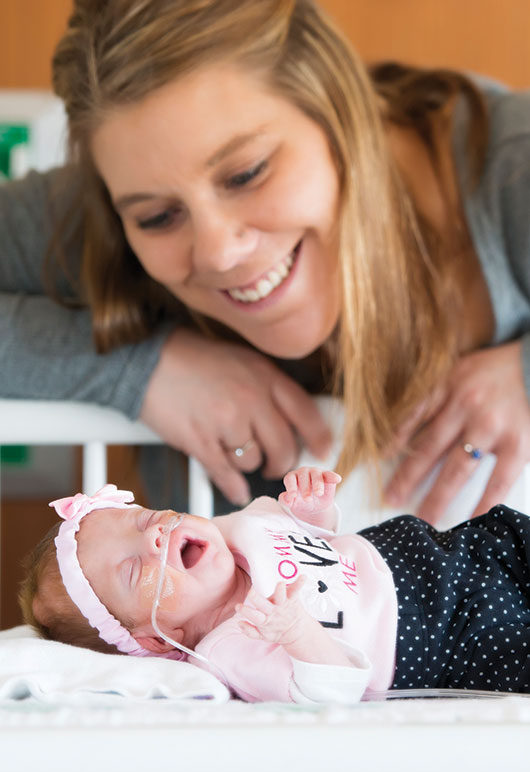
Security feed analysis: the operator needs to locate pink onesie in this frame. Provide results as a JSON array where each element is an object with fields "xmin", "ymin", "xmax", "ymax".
[{"xmin": 195, "ymin": 497, "xmax": 398, "ymax": 703}]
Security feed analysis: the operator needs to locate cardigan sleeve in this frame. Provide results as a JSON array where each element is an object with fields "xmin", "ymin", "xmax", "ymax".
[{"xmin": 0, "ymin": 166, "xmax": 170, "ymax": 417}]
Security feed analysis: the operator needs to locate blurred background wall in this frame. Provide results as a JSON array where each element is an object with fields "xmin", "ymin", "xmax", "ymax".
[{"xmin": 2, "ymin": 0, "xmax": 529, "ymax": 89}]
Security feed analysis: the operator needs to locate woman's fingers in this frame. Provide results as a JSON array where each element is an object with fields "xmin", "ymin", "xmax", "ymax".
[
  {"xmin": 385, "ymin": 400, "xmax": 457, "ymax": 507},
  {"xmin": 250, "ymin": 409, "xmax": 301, "ymax": 480},
  {"xmin": 192, "ymin": 351, "xmax": 331, "ymax": 484},
  {"xmin": 384, "ymin": 387, "xmax": 447, "ymax": 459},
  {"xmin": 140, "ymin": 329, "xmax": 332, "ymax": 505},
  {"xmin": 388, "ymin": 342, "xmax": 530, "ymax": 524},
  {"xmin": 221, "ymin": 434, "xmax": 263, "ymax": 474},
  {"xmin": 415, "ymin": 434, "xmax": 491, "ymax": 523},
  {"xmin": 184, "ymin": 427, "xmax": 252, "ymax": 506},
  {"xmin": 270, "ymin": 372, "xmax": 332, "ymax": 462},
  {"xmin": 471, "ymin": 441, "xmax": 526, "ymax": 518}
]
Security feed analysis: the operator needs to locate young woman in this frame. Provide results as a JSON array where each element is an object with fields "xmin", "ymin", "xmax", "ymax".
[{"xmin": 1, "ymin": 0, "xmax": 529, "ymax": 523}]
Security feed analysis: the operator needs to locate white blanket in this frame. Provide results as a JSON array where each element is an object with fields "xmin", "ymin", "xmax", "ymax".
[{"xmin": 0, "ymin": 626, "xmax": 229, "ymax": 705}]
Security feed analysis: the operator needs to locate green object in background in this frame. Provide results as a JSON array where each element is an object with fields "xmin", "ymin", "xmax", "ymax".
[
  {"xmin": 0, "ymin": 123, "xmax": 33, "ymax": 467},
  {"xmin": 0, "ymin": 445, "xmax": 30, "ymax": 465},
  {"xmin": 0, "ymin": 124, "xmax": 29, "ymax": 179},
  {"xmin": 0, "ymin": 126, "xmax": 31, "ymax": 462}
]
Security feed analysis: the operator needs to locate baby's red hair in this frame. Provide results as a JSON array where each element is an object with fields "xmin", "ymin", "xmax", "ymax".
[{"xmin": 19, "ymin": 522, "xmax": 128, "ymax": 655}]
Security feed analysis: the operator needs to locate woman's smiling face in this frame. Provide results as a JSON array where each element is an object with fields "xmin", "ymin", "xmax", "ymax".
[{"xmin": 91, "ymin": 63, "xmax": 341, "ymax": 358}]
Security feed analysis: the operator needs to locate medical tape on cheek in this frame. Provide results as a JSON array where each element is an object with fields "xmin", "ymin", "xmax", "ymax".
[
  {"xmin": 150, "ymin": 514, "xmax": 209, "ymax": 664},
  {"xmin": 138, "ymin": 564, "xmax": 177, "ymax": 612},
  {"xmin": 137, "ymin": 512, "xmax": 184, "ymax": 610}
]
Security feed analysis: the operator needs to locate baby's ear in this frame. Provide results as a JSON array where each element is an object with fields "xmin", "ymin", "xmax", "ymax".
[{"xmin": 134, "ymin": 629, "xmax": 184, "ymax": 654}]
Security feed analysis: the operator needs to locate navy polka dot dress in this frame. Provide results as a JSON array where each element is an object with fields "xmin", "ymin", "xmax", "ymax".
[{"xmin": 360, "ymin": 505, "xmax": 530, "ymax": 693}]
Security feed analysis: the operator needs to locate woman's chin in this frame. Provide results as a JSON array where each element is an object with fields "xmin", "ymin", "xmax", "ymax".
[
  {"xmin": 244, "ymin": 328, "xmax": 331, "ymax": 359},
  {"xmin": 248, "ymin": 311, "xmax": 339, "ymax": 359}
]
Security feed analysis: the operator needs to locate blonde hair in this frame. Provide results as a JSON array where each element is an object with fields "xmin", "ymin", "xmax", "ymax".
[
  {"xmin": 19, "ymin": 523, "xmax": 127, "ymax": 654},
  {"xmin": 50, "ymin": 0, "xmax": 488, "ymax": 478}
]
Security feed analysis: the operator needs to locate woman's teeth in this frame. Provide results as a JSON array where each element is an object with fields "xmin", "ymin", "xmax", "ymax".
[{"xmin": 227, "ymin": 251, "xmax": 294, "ymax": 303}]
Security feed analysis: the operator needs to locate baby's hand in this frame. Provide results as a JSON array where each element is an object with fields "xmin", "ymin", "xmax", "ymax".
[
  {"xmin": 236, "ymin": 577, "xmax": 311, "ymax": 646},
  {"xmin": 279, "ymin": 466, "xmax": 341, "ymax": 518}
]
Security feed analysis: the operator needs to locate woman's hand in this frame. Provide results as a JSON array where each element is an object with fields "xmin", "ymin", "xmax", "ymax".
[
  {"xmin": 140, "ymin": 329, "xmax": 332, "ymax": 506},
  {"xmin": 385, "ymin": 340, "xmax": 530, "ymax": 522}
]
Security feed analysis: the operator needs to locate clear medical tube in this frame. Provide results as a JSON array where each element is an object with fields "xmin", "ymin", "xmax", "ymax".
[
  {"xmin": 365, "ymin": 687, "xmax": 530, "ymax": 700},
  {"xmin": 150, "ymin": 514, "xmax": 209, "ymax": 664}
]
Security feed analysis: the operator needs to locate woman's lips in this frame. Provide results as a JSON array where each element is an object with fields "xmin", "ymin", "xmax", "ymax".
[{"xmin": 222, "ymin": 240, "xmax": 302, "ymax": 305}]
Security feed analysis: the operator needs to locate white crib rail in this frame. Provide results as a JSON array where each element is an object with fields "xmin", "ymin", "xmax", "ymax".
[
  {"xmin": 3, "ymin": 395, "xmax": 530, "ymax": 533},
  {"xmin": 0, "ymin": 398, "xmax": 214, "ymax": 515},
  {"xmin": 4, "ymin": 395, "xmax": 530, "ymax": 519}
]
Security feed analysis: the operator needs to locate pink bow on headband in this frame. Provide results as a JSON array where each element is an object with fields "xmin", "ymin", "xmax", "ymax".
[{"xmin": 50, "ymin": 484, "xmax": 135, "ymax": 522}]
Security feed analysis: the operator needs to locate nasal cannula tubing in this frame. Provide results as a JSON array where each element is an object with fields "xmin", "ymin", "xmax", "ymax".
[{"xmin": 150, "ymin": 514, "xmax": 209, "ymax": 664}]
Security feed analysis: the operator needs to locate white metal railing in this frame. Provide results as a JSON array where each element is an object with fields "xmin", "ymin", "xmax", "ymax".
[
  {"xmin": 3, "ymin": 396, "xmax": 530, "ymax": 526},
  {"xmin": 0, "ymin": 399, "xmax": 214, "ymax": 514}
]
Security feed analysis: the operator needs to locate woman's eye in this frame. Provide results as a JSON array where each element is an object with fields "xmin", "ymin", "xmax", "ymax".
[
  {"xmin": 137, "ymin": 207, "xmax": 181, "ymax": 230},
  {"xmin": 226, "ymin": 160, "xmax": 267, "ymax": 190}
]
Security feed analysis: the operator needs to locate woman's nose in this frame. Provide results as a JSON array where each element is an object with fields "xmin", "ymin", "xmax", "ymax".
[{"xmin": 191, "ymin": 208, "xmax": 259, "ymax": 274}]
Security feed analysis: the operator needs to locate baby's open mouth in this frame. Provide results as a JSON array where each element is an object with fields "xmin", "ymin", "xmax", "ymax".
[
  {"xmin": 226, "ymin": 241, "xmax": 301, "ymax": 303},
  {"xmin": 180, "ymin": 539, "xmax": 205, "ymax": 569}
]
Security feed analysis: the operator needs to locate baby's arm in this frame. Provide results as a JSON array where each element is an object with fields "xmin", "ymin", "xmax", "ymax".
[
  {"xmin": 237, "ymin": 577, "xmax": 351, "ymax": 667},
  {"xmin": 279, "ymin": 467, "xmax": 341, "ymax": 531}
]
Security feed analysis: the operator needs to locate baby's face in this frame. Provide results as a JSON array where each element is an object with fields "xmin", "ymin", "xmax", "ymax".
[{"xmin": 76, "ymin": 506, "xmax": 237, "ymax": 644}]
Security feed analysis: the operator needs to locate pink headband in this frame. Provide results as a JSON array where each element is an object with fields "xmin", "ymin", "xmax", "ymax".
[{"xmin": 50, "ymin": 484, "xmax": 151, "ymax": 656}]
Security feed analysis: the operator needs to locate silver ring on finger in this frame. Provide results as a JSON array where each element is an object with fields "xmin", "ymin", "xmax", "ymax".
[
  {"xmin": 461, "ymin": 442, "xmax": 484, "ymax": 461},
  {"xmin": 230, "ymin": 439, "xmax": 256, "ymax": 458}
]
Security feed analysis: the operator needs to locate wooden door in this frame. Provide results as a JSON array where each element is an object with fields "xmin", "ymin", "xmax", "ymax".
[
  {"xmin": 323, "ymin": 0, "xmax": 529, "ymax": 87},
  {"xmin": 2, "ymin": 0, "xmax": 528, "ymax": 89}
]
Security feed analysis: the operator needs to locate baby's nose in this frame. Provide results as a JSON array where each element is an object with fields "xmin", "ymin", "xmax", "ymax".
[{"xmin": 144, "ymin": 523, "xmax": 165, "ymax": 553}]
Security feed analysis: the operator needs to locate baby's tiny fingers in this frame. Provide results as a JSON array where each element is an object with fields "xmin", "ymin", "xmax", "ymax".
[
  {"xmin": 309, "ymin": 468, "xmax": 325, "ymax": 496},
  {"xmin": 279, "ymin": 491, "xmax": 296, "ymax": 507},
  {"xmin": 238, "ymin": 606, "xmax": 268, "ymax": 626},
  {"xmin": 272, "ymin": 581, "xmax": 288, "ymax": 605},
  {"xmin": 238, "ymin": 621, "xmax": 260, "ymax": 639},
  {"xmin": 295, "ymin": 467, "xmax": 311, "ymax": 500},
  {"xmin": 283, "ymin": 471, "xmax": 298, "ymax": 495},
  {"xmin": 286, "ymin": 574, "xmax": 306, "ymax": 599},
  {"xmin": 246, "ymin": 587, "xmax": 274, "ymax": 613},
  {"xmin": 322, "ymin": 470, "xmax": 341, "ymax": 484}
]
